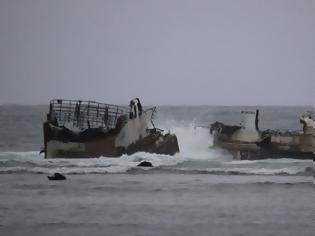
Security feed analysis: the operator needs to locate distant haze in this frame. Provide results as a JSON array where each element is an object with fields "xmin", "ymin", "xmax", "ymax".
[{"xmin": 0, "ymin": 0, "xmax": 314, "ymax": 106}]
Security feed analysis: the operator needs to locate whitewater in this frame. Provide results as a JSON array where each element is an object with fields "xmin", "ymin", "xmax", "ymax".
[
  {"xmin": 0, "ymin": 105, "xmax": 313, "ymax": 236},
  {"xmin": 0, "ymin": 122, "xmax": 312, "ymax": 176}
]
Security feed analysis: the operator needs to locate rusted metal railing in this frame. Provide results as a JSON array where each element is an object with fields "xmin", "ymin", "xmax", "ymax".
[{"xmin": 48, "ymin": 99, "xmax": 129, "ymax": 130}]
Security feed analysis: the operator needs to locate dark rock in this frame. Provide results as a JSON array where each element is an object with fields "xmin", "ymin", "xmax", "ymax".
[
  {"xmin": 137, "ymin": 161, "xmax": 153, "ymax": 167},
  {"xmin": 47, "ymin": 173, "xmax": 66, "ymax": 180}
]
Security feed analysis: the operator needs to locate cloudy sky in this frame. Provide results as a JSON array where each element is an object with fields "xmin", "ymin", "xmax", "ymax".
[{"xmin": 0, "ymin": 0, "xmax": 314, "ymax": 105}]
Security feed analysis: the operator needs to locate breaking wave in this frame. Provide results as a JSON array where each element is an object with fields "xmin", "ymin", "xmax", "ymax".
[
  {"xmin": 224, "ymin": 159, "xmax": 312, "ymax": 165},
  {"xmin": 0, "ymin": 123, "xmax": 312, "ymax": 176},
  {"xmin": 0, "ymin": 151, "xmax": 183, "ymax": 174},
  {"xmin": 0, "ymin": 150, "xmax": 312, "ymax": 176},
  {"xmin": 170, "ymin": 166, "xmax": 313, "ymax": 176},
  {"xmin": 159, "ymin": 121, "xmax": 230, "ymax": 160},
  {"xmin": 0, "ymin": 164, "xmax": 312, "ymax": 176}
]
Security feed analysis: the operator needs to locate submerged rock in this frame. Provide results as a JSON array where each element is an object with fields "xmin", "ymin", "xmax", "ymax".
[
  {"xmin": 47, "ymin": 173, "xmax": 66, "ymax": 180},
  {"xmin": 137, "ymin": 161, "xmax": 153, "ymax": 167}
]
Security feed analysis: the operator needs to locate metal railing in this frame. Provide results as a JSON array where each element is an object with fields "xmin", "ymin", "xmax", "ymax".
[
  {"xmin": 48, "ymin": 99, "xmax": 129, "ymax": 130},
  {"xmin": 143, "ymin": 106, "xmax": 157, "ymax": 129}
]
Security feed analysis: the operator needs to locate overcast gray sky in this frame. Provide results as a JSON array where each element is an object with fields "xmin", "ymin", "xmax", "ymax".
[{"xmin": 0, "ymin": 0, "xmax": 314, "ymax": 105}]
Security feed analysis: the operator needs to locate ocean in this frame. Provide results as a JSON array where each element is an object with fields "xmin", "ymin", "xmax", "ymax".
[{"xmin": 0, "ymin": 105, "xmax": 313, "ymax": 236}]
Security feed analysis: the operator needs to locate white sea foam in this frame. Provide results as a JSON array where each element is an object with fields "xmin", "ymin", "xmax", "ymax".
[
  {"xmin": 0, "ymin": 151, "xmax": 183, "ymax": 174},
  {"xmin": 224, "ymin": 159, "xmax": 312, "ymax": 165},
  {"xmin": 173, "ymin": 167, "xmax": 309, "ymax": 175},
  {"xmin": 0, "ymin": 123, "xmax": 311, "ymax": 175},
  {"xmin": 1, "ymin": 165, "xmax": 310, "ymax": 175},
  {"xmin": 159, "ymin": 121, "xmax": 230, "ymax": 160},
  {"xmin": 214, "ymin": 167, "xmax": 304, "ymax": 175}
]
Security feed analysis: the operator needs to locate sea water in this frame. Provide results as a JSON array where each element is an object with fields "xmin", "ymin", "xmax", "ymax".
[{"xmin": 0, "ymin": 105, "xmax": 313, "ymax": 236}]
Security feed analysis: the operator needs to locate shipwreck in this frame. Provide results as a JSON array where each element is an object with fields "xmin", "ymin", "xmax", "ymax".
[
  {"xmin": 210, "ymin": 110, "xmax": 314, "ymax": 160},
  {"xmin": 43, "ymin": 98, "xmax": 179, "ymax": 158}
]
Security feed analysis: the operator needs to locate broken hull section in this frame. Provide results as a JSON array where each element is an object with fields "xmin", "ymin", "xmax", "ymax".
[
  {"xmin": 215, "ymin": 142, "xmax": 314, "ymax": 160},
  {"xmin": 43, "ymin": 99, "xmax": 179, "ymax": 158},
  {"xmin": 44, "ymin": 124, "xmax": 179, "ymax": 158},
  {"xmin": 44, "ymin": 127, "xmax": 179, "ymax": 158},
  {"xmin": 211, "ymin": 110, "xmax": 314, "ymax": 160}
]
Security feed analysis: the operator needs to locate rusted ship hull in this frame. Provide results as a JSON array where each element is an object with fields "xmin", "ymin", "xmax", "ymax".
[
  {"xmin": 215, "ymin": 142, "xmax": 313, "ymax": 160},
  {"xmin": 43, "ymin": 99, "xmax": 179, "ymax": 158},
  {"xmin": 211, "ymin": 110, "xmax": 314, "ymax": 160}
]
